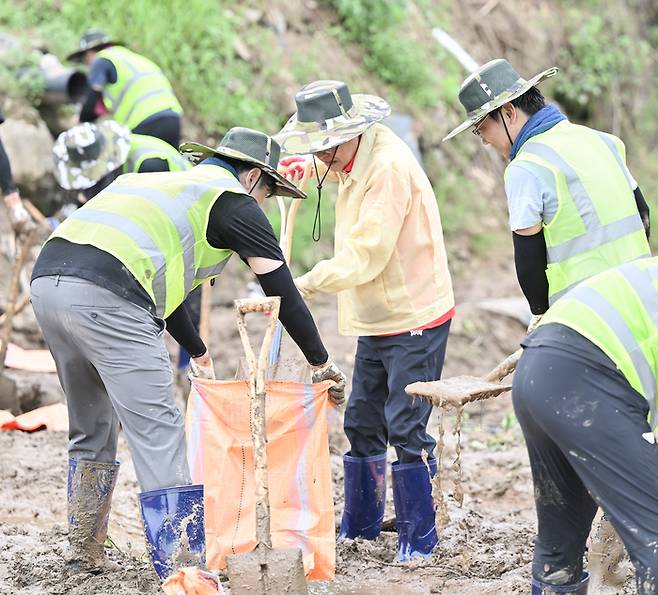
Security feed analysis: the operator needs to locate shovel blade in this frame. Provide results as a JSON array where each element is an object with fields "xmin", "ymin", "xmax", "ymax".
[{"xmin": 226, "ymin": 547, "xmax": 307, "ymax": 595}]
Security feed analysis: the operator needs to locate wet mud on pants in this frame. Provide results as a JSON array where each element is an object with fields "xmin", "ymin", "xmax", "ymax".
[
  {"xmin": 31, "ymin": 275, "xmax": 190, "ymax": 492},
  {"xmin": 513, "ymin": 326, "xmax": 658, "ymax": 595}
]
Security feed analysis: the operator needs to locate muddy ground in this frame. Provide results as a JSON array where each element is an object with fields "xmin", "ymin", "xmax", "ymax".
[{"xmin": 0, "ymin": 254, "xmax": 638, "ymax": 594}]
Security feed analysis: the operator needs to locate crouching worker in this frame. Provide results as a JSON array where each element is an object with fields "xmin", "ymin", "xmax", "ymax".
[
  {"xmin": 513, "ymin": 257, "xmax": 658, "ymax": 594},
  {"xmin": 30, "ymin": 127, "xmax": 346, "ymax": 580}
]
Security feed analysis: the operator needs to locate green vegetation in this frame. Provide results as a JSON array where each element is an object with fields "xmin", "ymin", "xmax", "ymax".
[
  {"xmin": 321, "ymin": 0, "xmax": 442, "ymax": 107},
  {"xmin": 0, "ymin": 0, "xmax": 279, "ymax": 133},
  {"xmin": 1, "ymin": 0, "xmax": 658, "ymax": 263}
]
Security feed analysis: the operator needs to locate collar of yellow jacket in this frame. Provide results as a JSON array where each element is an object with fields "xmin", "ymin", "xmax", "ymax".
[{"xmin": 337, "ymin": 124, "xmax": 379, "ymax": 184}]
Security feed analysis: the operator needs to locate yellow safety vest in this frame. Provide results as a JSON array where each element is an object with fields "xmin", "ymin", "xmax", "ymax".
[
  {"xmin": 48, "ymin": 164, "xmax": 247, "ymax": 317},
  {"xmin": 540, "ymin": 257, "xmax": 658, "ymax": 428},
  {"xmin": 97, "ymin": 46, "xmax": 183, "ymax": 130},
  {"xmin": 123, "ymin": 134, "xmax": 190, "ymax": 174},
  {"xmin": 507, "ymin": 121, "xmax": 650, "ymax": 304}
]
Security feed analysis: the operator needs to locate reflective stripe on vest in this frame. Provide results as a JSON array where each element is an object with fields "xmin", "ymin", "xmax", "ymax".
[
  {"xmin": 49, "ymin": 165, "xmax": 246, "ymax": 317},
  {"xmin": 539, "ymin": 258, "xmax": 658, "ymax": 427},
  {"xmin": 97, "ymin": 47, "xmax": 182, "ymax": 129},
  {"xmin": 123, "ymin": 134, "xmax": 190, "ymax": 174},
  {"xmin": 511, "ymin": 122, "xmax": 650, "ymax": 304}
]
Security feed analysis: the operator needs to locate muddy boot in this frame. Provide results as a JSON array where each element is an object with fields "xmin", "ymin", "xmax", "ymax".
[
  {"xmin": 392, "ymin": 459, "xmax": 438, "ymax": 561},
  {"xmin": 67, "ymin": 458, "xmax": 120, "ymax": 572},
  {"xmin": 338, "ymin": 453, "xmax": 386, "ymax": 540},
  {"xmin": 532, "ymin": 572, "xmax": 589, "ymax": 594},
  {"xmin": 139, "ymin": 484, "xmax": 205, "ymax": 581}
]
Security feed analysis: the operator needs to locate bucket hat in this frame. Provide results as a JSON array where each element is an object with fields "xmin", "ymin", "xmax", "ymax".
[
  {"xmin": 180, "ymin": 127, "xmax": 306, "ymax": 199},
  {"xmin": 53, "ymin": 120, "xmax": 131, "ymax": 190},
  {"xmin": 443, "ymin": 59, "xmax": 558, "ymax": 141},
  {"xmin": 67, "ymin": 29, "xmax": 122, "ymax": 62},
  {"xmin": 275, "ymin": 80, "xmax": 391, "ymax": 155}
]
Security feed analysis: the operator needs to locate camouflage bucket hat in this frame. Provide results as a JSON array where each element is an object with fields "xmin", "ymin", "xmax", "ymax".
[
  {"xmin": 274, "ymin": 80, "xmax": 391, "ymax": 155},
  {"xmin": 53, "ymin": 120, "xmax": 131, "ymax": 190},
  {"xmin": 179, "ymin": 127, "xmax": 306, "ymax": 199},
  {"xmin": 443, "ymin": 59, "xmax": 558, "ymax": 142},
  {"xmin": 67, "ymin": 29, "xmax": 122, "ymax": 62}
]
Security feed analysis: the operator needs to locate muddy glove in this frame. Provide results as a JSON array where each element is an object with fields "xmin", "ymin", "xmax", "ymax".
[
  {"xmin": 6, "ymin": 200, "xmax": 36, "ymax": 235},
  {"xmin": 526, "ymin": 314, "xmax": 542, "ymax": 334},
  {"xmin": 190, "ymin": 352, "xmax": 215, "ymax": 380},
  {"xmin": 311, "ymin": 361, "xmax": 346, "ymax": 406}
]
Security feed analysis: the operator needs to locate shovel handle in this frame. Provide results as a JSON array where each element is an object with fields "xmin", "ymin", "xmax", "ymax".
[
  {"xmin": 0, "ymin": 231, "xmax": 37, "ymax": 370},
  {"xmin": 234, "ymin": 296, "xmax": 281, "ymax": 548},
  {"xmin": 484, "ymin": 348, "xmax": 523, "ymax": 383}
]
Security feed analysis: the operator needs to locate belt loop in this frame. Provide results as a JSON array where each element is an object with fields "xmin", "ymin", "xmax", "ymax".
[{"xmin": 55, "ymin": 274, "xmax": 61, "ymax": 286}]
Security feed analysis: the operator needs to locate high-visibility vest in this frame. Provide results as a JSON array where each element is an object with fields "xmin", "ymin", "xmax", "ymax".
[
  {"xmin": 123, "ymin": 134, "xmax": 190, "ymax": 174},
  {"xmin": 97, "ymin": 46, "xmax": 183, "ymax": 130},
  {"xmin": 48, "ymin": 164, "xmax": 247, "ymax": 318},
  {"xmin": 507, "ymin": 121, "xmax": 651, "ymax": 304},
  {"xmin": 539, "ymin": 257, "xmax": 658, "ymax": 428}
]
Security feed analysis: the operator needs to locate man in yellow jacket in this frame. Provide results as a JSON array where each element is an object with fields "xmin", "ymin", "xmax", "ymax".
[{"xmin": 276, "ymin": 80, "xmax": 454, "ymax": 561}]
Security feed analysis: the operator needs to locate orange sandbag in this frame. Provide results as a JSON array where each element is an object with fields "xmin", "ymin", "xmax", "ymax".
[
  {"xmin": 3, "ymin": 342, "xmax": 56, "ymax": 373},
  {"xmin": 185, "ymin": 377, "xmax": 335, "ymax": 580},
  {"xmin": 162, "ymin": 567, "xmax": 224, "ymax": 594},
  {"xmin": 0, "ymin": 403, "xmax": 68, "ymax": 431}
]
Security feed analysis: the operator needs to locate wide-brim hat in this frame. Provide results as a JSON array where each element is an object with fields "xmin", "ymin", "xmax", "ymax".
[
  {"xmin": 180, "ymin": 127, "xmax": 306, "ymax": 199},
  {"xmin": 443, "ymin": 59, "xmax": 558, "ymax": 142},
  {"xmin": 67, "ymin": 29, "xmax": 122, "ymax": 62},
  {"xmin": 53, "ymin": 120, "xmax": 131, "ymax": 190},
  {"xmin": 274, "ymin": 80, "xmax": 391, "ymax": 155}
]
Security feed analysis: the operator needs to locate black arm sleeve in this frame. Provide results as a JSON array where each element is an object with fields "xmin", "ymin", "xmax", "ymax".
[
  {"xmin": 79, "ymin": 89, "xmax": 103, "ymax": 123},
  {"xmin": 138, "ymin": 158, "xmax": 170, "ymax": 173},
  {"xmin": 164, "ymin": 301, "xmax": 206, "ymax": 358},
  {"xmin": 206, "ymin": 193, "xmax": 285, "ymax": 261},
  {"xmin": 0, "ymin": 138, "xmax": 16, "ymax": 195},
  {"xmin": 635, "ymin": 186, "xmax": 650, "ymax": 240},
  {"xmin": 256, "ymin": 265, "xmax": 328, "ymax": 366},
  {"xmin": 512, "ymin": 231, "xmax": 550, "ymax": 315}
]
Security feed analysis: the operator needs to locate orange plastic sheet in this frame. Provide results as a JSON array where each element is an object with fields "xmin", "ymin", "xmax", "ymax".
[
  {"xmin": 185, "ymin": 378, "xmax": 335, "ymax": 580},
  {"xmin": 0, "ymin": 403, "xmax": 68, "ymax": 431},
  {"xmin": 2, "ymin": 342, "xmax": 56, "ymax": 373},
  {"xmin": 162, "ymin": 567, "xmax": 224, "ymax": 594}
]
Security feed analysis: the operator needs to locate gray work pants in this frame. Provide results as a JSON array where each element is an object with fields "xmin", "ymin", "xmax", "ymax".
[{"xmin": 30, "ymin": 275, "xmax": 191, "ymax": 492}]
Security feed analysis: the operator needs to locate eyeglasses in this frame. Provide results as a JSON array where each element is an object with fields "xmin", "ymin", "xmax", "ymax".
[{"xmin": 471, "ymin": 116, "xmax": 488, "ymax": 137}]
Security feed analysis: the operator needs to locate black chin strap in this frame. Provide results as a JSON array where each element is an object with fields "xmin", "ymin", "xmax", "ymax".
[
  {"xmin": 248, "ymin": 170, "xmax": 263, "ymax": 195},
  {"xmin": 311, "ymin": 148, "xmax": 337, "ymax": 242},
  {"xmin": 500, "ymin": 110, "xmax": 514, "ymax": 149}
]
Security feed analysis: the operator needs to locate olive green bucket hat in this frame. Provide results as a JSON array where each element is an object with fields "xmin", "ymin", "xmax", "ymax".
[
  {"xmin": 67, "ymin": 29, "xmax": 122, "ymax": 62},
  {"xmin": 53, "ymin": 120, "xmax": 131, "ymax": 190},
  {"xmin": 275, "ymin": 80, "xmax": 391, "ymax": 155},
  {"xmin": 443, "ymin": 59, "xmax": 558, "ymax": 142},
  {"xmin": 180, "ymin": 127, "xmax": 306, "ymax": 199}
]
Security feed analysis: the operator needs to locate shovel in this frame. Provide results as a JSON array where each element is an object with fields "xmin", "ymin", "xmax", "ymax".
[
  {"xmin": 226, "ymin": 296, "xmax": 308, "ymax": 595},
  {"xmin": 0, "ymin": 229, "xmax": 37, "ymax": 412},
  {"xmin": 405, "ymin": 348, "xmax": 523, "ymax": 409}
]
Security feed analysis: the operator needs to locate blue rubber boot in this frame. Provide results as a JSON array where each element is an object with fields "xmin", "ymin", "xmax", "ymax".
[
  {"xmin": 392, "ymin": 459, "xmax": 438, "ymax": 561},
  {"xmin": 67, "ymin": 458, "xmax": 120, "ymax": 568},
  {"xmin": 338, "ymin": 453, "xmax": 387, "ymax": 540},
  {"xmin": 139, "ymin": 484, "xmax": 205, "ymax": 581},
  {"xmin": 532, "ymin": 572, "xmax": 589, "ymax": 594}
]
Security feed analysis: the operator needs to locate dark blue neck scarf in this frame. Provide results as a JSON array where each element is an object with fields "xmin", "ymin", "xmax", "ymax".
[
  {"xmin": 509, "ymin": 104, "xmax": 567, "ymax": 161},
  {"xmin": 200, "ymin": 156, "xmax": 239, "ymax": 180}
]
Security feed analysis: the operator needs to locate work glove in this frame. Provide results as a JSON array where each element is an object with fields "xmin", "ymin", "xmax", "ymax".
[
  {"xmin": 278, "ymin": 155, "xmax": 313, "ymax": 183},
  {"xmin": 311, "ymin": 360, "xmax": 347, "ymax": 406},
  {"xmin": 190, "ymin": 352, "xmax": 216, "ymax": 380},
  {"xmin": 6, "ymin": 198, "xmax": 36, "ymax": 236},
  {"xmin": 526, "ymin": 314, "xmax": 543, "ymax": 334}
]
